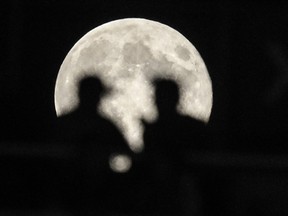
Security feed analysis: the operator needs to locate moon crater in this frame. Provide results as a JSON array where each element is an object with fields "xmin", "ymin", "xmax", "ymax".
[{"xmin": 175, "ymin": 45, "xmax": 191, "ymax": 61}]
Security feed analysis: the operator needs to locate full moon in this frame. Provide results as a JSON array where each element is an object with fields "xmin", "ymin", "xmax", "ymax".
[{"xmin": 55, "ymin": 18, "xmax": 212, "ymax": 152}]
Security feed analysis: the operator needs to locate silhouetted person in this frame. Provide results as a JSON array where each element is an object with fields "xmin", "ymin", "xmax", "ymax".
[
  {"xmin": 142, "ymin": 79, "xmax": 207, "ymax": 216},
  {"xmin": 54, "ymin": 76, "xmax": 133, "ymax": 215}
]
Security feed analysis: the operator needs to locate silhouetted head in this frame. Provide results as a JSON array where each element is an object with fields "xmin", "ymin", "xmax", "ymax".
[
  {"xmin": 154, "ymin": 79, "xmax": 180, "ymax": 116},
  {"xmin": 78, "ymin": 76, "xmax": 105, "ymax": 110}
]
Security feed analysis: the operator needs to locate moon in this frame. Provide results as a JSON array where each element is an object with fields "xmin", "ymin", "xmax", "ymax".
[{"xmin": 54, "ymin": 18, "xmax": 212, "ymax": 152}]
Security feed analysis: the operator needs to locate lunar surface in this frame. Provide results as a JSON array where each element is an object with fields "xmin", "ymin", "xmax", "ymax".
[{"xmin": 55, "ymin": 18, "xmax": 212, "ymax": 152}]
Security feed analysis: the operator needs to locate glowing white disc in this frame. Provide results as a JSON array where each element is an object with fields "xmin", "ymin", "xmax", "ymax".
[{"xmin": 54, "ymin": 18, "xmax": 213, "ymax": 151}]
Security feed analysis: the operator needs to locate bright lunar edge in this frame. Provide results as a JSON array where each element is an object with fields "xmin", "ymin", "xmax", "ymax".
[{"xmin": 54, "ymin": 18, "xmax": 213, "ymax": 152}]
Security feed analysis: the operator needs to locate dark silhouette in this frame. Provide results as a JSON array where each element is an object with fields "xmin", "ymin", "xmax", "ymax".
[
  {"xmin": 54, "ymin": 76, "xmax": 133, "ymax": 215},
  {"xmin": 142, "ymin": 79, "xmax": 207, "ymax": 216}
]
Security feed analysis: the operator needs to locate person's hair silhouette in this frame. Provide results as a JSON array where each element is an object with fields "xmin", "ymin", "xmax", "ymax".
[
  {"xmin": 154, "ymin": 79, "xmax": 180, "ymax": 118},
  {"xmin": 78, "ymin": 76, "xmax": 106, "ymax": 112}
]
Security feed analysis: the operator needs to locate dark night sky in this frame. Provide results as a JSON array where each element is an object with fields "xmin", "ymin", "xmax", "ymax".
[{"xmin": 2, "ymin": 1, "xmax": 288, "ymax": 153}]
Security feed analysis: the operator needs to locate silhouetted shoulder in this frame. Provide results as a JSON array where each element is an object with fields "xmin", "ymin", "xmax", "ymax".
[{"xmin": 178, "ymin": 114, "xmax": 207, "ymax": 150}]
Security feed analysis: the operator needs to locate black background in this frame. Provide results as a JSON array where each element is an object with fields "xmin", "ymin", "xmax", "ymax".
[
  {"xmin": 2, "ymin": 1, "xmax": 288, "ymax": 215},
  {"xmin": 3, "ymin": 1, "xmax": 288, "ymax": 153}
]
